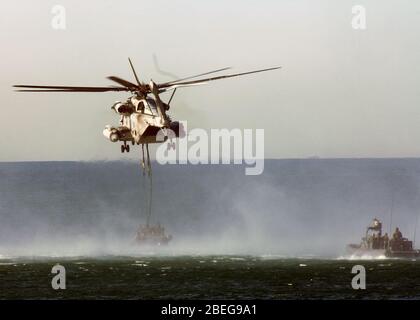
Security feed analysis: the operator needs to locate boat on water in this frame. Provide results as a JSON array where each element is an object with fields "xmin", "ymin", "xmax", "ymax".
[
  {"xmin": 135, "ymin": 223, "xmax": 172, "ymax": 246},
  {"xmin": 347, "ymin": 218, "xmax": 420, "ymax": 258}
]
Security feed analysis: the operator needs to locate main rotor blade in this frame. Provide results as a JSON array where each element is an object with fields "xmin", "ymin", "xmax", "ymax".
[
  {"xmin": 107, "ymin": 76, "xmax": 138, "ymax": 89},
  {"xmin": 13, "ymin": 84, "xmax": 129, "ymax": 92},
  {"xmin": 158, "ymin": 66, "xmax": 281, "ymax": 91},
  {"xmin": 128, "ymin": 57, "xmax": 142, "ymax": 87},
  {"xmin": 160, "ymin": 67, "xmax": 232, "ymax": 86}
]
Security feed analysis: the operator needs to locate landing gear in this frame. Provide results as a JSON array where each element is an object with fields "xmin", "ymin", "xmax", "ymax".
[{"xmin": 120, "ymin": 142, "xmax": 130, "ymax": 153}]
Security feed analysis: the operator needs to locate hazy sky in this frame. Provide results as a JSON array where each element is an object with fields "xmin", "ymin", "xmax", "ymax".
[{"xmin": 1, "ymin": 0, "xmax": 419, "ymax": 161}]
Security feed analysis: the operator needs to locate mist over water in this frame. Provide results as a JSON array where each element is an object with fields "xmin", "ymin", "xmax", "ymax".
[{"xmin": 1, "ymin": 159, "xmax": 420, "ymax": 258}]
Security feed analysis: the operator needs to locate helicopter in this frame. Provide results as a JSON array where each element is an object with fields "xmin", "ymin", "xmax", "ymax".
[{"xmin": 13, "ymin": 58, "xmax": 280, "ymax": 173}]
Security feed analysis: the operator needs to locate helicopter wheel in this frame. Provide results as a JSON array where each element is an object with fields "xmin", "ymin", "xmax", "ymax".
[
  {"xmin": 126, "ymin": 145, "xmax": 130, "ymax": 153},
  {"xmin": 121, "ymin": 145, "xmax": 125, "ymax": 153}
]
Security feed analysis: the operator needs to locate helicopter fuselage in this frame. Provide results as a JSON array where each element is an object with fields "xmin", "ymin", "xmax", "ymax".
[{"xmin": 102, "ymin": 95, "xmax": 183, "ymax": 152}]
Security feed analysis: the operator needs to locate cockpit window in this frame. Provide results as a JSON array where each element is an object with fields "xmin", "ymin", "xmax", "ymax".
[
  {"xmin": 143, "ymin": 98, "xmax": 157, "ymax": 115},
  {"xmin": 136, "ymin": 101, "xmax": 145, "ymax": 113}
]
